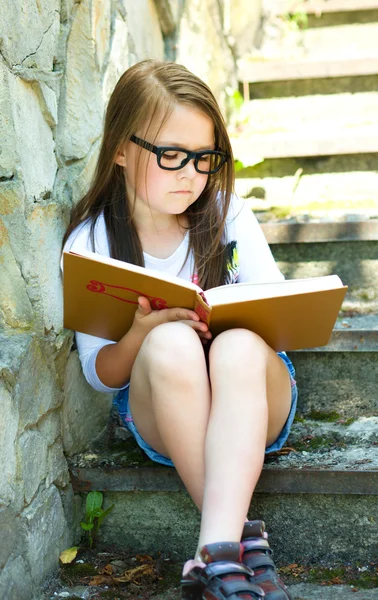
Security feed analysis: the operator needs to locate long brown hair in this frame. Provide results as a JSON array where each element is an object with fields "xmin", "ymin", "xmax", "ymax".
[{"xmin": 63, "ymin": 60, "xmax": 235, "ymax": 290}]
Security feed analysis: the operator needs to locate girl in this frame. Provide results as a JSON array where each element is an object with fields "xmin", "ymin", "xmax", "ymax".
[{"xmin": 62, "ymin": 60, "xmax": 297, "ymax": 600}]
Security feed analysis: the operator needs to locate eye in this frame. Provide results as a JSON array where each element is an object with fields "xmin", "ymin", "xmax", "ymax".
[
  {"xmin": 198, "ymin": 154, "xmax": 211, "ymax": 163},
  {"xmin": 162, "ymin": 152, "xmax": 178, "ymax": 160}
]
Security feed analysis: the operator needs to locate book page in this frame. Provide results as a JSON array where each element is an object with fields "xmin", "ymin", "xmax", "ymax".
[
  {"xmin": 206, "ymin": 275, "xmax": 344, "ymax": 306},
  {"xmin": 67, "ymin": 249, "xmax": 202, "ymax": 293}
]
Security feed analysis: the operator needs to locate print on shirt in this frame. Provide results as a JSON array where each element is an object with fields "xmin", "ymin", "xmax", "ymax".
[
  {"xmin": 190, "ymin": 241, "xmax": 239, "ymax": 287},
  {"xmin": 225, "ymin": 241, "xmax": 239, "ymax": 284}
]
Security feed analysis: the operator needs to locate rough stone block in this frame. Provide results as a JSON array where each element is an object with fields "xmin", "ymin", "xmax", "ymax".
[
  {"xmin": 46, "ymin": 441, "xmax": 70, "ymax": 489},
  {"xmin": 18, "ymin": 430, "xmax": 49, "ymax": 505},
  {"xmin": 0, "ymin": 555, "xmax": 33, "ymax": 600},
  {"xmin": 53, "ymin": 330, "xmax": 74, "ymax": 391},
  {"xmin": 0, "ymin": 334, "xmax": 62, "ymax": 430},
  {"xmin": 0, "ymin": 0, "xmax": 60, "ymax": 69},
  {"xmin": 0, "ymin": 59, "xmax": 18, "ymax": 177},
  {"xmin": 0, "ymin": 507, "xmax": 24, "ymax": 570},
  {"xmin": 230, "ymin": 0, "xmax": 262, "ymax": 58},
  {"xmin": 58, "ymin": 0, "xmax": 103, "ymax": 160},
  {"xmin": 124, "ymin": 0, "xmax": 164, "ymax": 61},
  {"xmin": 0, "ymin": 219, "xmax": 34, "ymax": 330},
  {"xmin": 102, "ymin": 15, "xmax": 130, "ymax": 104},
  {"xmin": 0, "ymin": 385, "xmax": 18, "ymax": 506},
  {"xmin": 92, "ymin": 0, "xmax": 111, "ymax": 73},
  {"xmin": 10, "ymin": 75, "xmax": 57, "ymax": 200},
  {"xmin": 37, "ymin": 410, "xmax": 62, "ymax": 447},
  {"xmin": 63, "ymin": 350, "xmax": 112, "ymax": 455},
  {"xmin": 176, "ymin": 0, "xmax": 236, "ymax": 114},
  {"xmin": 22, "ymin": 485, "xmax": 71, "ymax": 585},
  {"xmin": 26, "ymin": 203, "xmax": 67, "ymax": 333}
]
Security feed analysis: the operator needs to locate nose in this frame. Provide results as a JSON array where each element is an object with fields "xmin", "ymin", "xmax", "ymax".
[{"xmin": 177, "ymin": 158, "xmax": 197, "ymax": 178}]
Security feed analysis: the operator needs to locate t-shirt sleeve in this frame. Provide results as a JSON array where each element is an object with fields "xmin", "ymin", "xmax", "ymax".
[
  {"xmin": 227, "ymin": 194, "xmax": 284, "ymax": 284},
  {"xmin": 61, "ymin": 218, "xmax": 129, "ymax": 393}
]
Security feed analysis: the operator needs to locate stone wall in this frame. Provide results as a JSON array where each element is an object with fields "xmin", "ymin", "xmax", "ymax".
[{"xmin": 0, "ymin": 1, "xmax": 261, "ymax": 598}]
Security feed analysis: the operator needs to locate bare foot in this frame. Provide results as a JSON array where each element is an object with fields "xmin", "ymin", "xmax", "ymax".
[{"xmin": 182, "ymin": 558, "xmax": 206, "ymax": 576}]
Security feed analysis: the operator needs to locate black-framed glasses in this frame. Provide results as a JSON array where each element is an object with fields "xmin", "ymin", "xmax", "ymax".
[{"xmin": 130, "ymin": 135, "xmax": 229, "ymax": 174}]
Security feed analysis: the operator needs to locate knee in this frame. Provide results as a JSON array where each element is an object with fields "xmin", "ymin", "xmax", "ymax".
[
  {"xmin": 143, "ymin": 322, "xmax": 202, "ymax": 378},
  {"xmin": 209, "ymin": 329, "xmax": 269, "ymax": 372}
]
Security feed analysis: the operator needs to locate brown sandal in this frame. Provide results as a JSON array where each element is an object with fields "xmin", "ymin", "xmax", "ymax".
[
  {"xmin": 241, "ymin": 521, "xmax": 292, "ymax": 600},
  {"xmin": 181, "ymin": 541, "xmax": 265, "ymax": 600}
]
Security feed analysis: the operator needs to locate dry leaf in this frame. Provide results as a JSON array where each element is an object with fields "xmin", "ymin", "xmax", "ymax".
[
  {"xmin": 101, "ymin": 564, "xmax": 114, "ymax": 575},
  {"xmin": 136, "ymin": 554, "xmax": 153, "ymax": 563},
  {"xmin": 89, "ymin": 575, "xmax": 108, "ymax": 586},
  {"xmin": 115, "ymin": 564, "xmax": 155, "ymax": 584},
  {"xmin": 59, "ymin": 547, "xmax": 79, "ymax": 564}
]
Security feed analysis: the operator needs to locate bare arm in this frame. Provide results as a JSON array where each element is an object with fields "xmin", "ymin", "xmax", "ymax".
[{"xmin": 95, "ymin": 296, "xmax": 212, "ymax": 388}]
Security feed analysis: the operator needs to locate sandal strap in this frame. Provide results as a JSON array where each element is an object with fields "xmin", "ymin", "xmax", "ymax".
[
  {"xmin": 202, "ymin": 560, "xmax": 254, "ymax": 582},
  {"xmin": 242, "ymin": 520, "xmax": 265, "ymax": 540},
  {"xmin": 242, "ymin": 538, "xmax": 272, "ymax": 553},
  {"xmin": 200, "ymin": 541, "xmax": 243, "ymax": 564},
  {"xmin": 218, "ymin": 579, "xmax": 265, "ymax": 598},
  {"xmin": 242, "ymin": 554, "xmax": 276, "ymax": 571}
]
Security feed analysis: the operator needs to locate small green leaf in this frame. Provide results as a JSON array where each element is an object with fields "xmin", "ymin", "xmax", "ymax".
[
  {"xmin": 97, "ymin": 504, "xmax": 114, "ymax": 527},
  {"xmin": 80, "ymin": 522, "xmax": 94, "ymax": 531},
  {"xmin": 87, "ymin": 508, "xmax": 103, "ymax": 519},
  {"xmin": 86, "ymin": 491, "xmax": 103, "ymax": 515}
]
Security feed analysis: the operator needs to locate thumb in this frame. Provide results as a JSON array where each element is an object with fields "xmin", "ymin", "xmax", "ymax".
[{"xmin": 136, "ymin": 296, "xmax": 152, "ymax": 316}]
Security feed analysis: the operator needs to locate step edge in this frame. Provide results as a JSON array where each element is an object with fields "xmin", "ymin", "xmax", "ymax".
[
  {"xmin": 238, "ymin": 57, "xmax": 378, "ymax": 83},
  {"xmin": 69, "ymin": 466, "xmax": 378, "ymax": 495},
  {"xmin": 261, "ymin": 220, "xmax": 378, "ymax": 243}
]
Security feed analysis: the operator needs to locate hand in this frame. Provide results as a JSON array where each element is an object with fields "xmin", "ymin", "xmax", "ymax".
[{"xmin": 131, "ymin": 296, "xmax": 212, "ymax": 344}]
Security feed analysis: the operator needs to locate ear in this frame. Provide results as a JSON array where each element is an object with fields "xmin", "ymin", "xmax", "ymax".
[{"xmin": 115, "ymin": 147, "xmax": 127, "ymax": 167}]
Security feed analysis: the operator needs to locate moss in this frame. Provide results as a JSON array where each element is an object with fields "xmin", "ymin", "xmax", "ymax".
[
  {"xmin": 340, "ymin": 417, "xmax": 356, "ymax": 427},
  {"xmin": 63, "ymin": 562, "xmax": 98, "ymax": 576},
  {"xmin": 308, "ymin": 565, "xmax": 345, "ymax": 583},
  {"xmin": 307, "ymin": 410, "xmax": 341, "ymax": 422},
  {"xmin": 307, "ymin": 565, "xmax": 378, "ymax": 589},
  {"xmin": 294, "ymin": 435, "xmax": 346, "ymax": 452},
  {"xmin": 293, "ymin": 414, "xmax": 305, "ymax": 423},
  {"xmin": 155, "ymin": 562, "xmax": 182, "ymax": 592}
]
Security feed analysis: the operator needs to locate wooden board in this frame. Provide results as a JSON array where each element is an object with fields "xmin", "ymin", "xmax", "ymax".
[
  {"xmin": 269, "ymin": 0, "xmax": 378, "ymax": 15},
  {"xmin": 238, "ymin": 57, "xmax": 378, "ymax": 83}
]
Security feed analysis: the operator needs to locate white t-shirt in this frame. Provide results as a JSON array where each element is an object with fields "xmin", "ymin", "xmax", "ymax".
[{"xmin": 62, "ymin": 194, "xmax": 284, "ymax": 393}]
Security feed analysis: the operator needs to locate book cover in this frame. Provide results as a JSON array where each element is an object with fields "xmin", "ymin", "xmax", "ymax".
[{"xmin": 63, "ymin": 249, "xmax": 348, "ymax": 351}]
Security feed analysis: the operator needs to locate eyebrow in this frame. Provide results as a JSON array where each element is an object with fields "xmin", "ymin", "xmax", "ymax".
[{"xmin": 156, "ymin": 141, "xmax": 216, "ymax": 150}]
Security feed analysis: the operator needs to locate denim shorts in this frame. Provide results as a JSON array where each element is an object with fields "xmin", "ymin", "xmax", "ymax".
[{"xmin": 113, "ymin": 351, "xmax": 298, "ymax": 467}]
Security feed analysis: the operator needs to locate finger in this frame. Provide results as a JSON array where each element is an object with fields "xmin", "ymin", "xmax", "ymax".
[
  {"xmin": 180, "ymin": 320, "xmax": 210, "ymax": 335},
  {"xmin": 166, "ymin": 308, "xmax": 201, "ymax": 322},
  {"xmin": 136, "ymin": 296, "xmax": 152, "ymax": 316}
]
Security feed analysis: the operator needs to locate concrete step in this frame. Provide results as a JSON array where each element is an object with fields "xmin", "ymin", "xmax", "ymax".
[
  {"xmin": 69, "ymin": 440, "xmax": 378, "ymax": 563},
  {"xmin": 235, "ymin": 169, "xmax": 378, "ymax": 215},
  {"xmin": 141, "ymin": 584, "xmax": 378, "ymax": 600},
  {"xmin": 261, "ymin": 21, "xmax": 378, "ymax": 63},
  {"xmin": 238, "ymin": 56, "xmax": 378, "ymax": 84},
  {"xmin": 259, "ymin": 222, "xmax": 378, "ymax": 311},
  {"xmin": 230, "ymin": 92, "xmax": 378, "ymax": 160}
]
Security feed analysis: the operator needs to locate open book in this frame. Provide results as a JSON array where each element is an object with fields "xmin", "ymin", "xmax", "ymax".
[{"xmin": 63, "ymin": 249, "xmax": 347, "ymax": 351}]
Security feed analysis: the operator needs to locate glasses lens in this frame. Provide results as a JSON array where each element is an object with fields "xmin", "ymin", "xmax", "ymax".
[
  {"xmin": 160, "ymin": 150, "xmax": 190, "ymax": 170},
  {"xmin": 196, "ymin": 152, "xmax": 225, "ymax": 174}
]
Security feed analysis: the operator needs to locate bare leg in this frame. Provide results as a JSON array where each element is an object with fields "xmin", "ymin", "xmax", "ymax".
[
  {"xmin": 197, "ymin": 328, "xmax": 292, "ymax": 552},
  {"xmin": 128, "ymin": 324, "xmax": 292, "ymax": 559},
  {"xmin": 128, "ymin": 322, "xmax": 211, "ymax": 508}
]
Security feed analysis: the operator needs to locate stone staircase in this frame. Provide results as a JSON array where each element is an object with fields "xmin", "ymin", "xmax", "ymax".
[{"xmin": 67, "ymin": 1, "xmax": 378, "ymax": 596}]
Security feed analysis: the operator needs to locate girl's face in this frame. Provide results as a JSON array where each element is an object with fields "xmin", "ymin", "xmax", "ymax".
[{"xmin": 117, "ymin": 104, "xmax": 215, "ymax": 220}]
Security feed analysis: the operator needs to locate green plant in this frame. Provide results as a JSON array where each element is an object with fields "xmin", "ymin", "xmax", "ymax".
[
  {"xmin": 284, "ymin": 10, "xmax": 308, "ymax": 30},
  {"xmin": 80, "ymin": 491, "xmax": 114, "ymax": 548}
]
